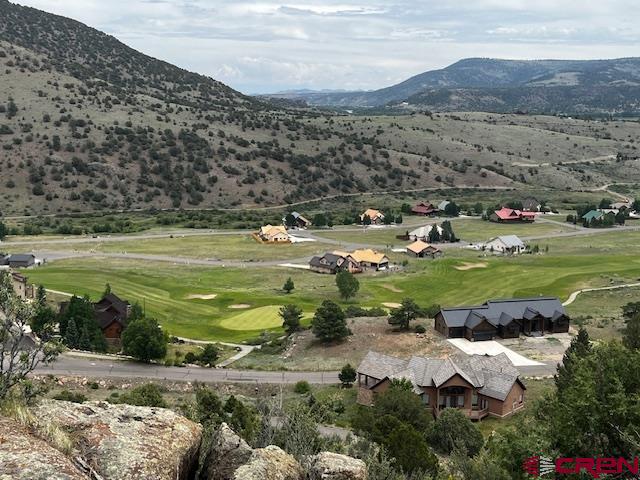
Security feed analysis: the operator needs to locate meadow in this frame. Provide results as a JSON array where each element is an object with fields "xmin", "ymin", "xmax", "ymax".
[{"xmin": 22, "ymin": 245, "xmax": 640, "ymax": 342}]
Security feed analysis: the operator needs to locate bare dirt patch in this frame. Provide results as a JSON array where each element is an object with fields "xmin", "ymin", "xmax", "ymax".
[
  {"xmin": 381, "ymin": 284, "xmax": 403, "ymax": 293},
  {"xmin": 454, "ymin": 262, "xmax": 488, "ymax": 271},
  {"xmin": 185, "ymin": 293, "xmax": 218, "ymax": 300},
  {"xmin": 382, "ymin": 302, "xmax": 402, "ymax": 308},
  {"xmin": 500, "ymin": 332, "xmax": 573, "ymax": 363},
  {"xmin": 244, "ymin": 317, "xmax": 457, "ymax": 371},
  {"xmin": 228, "ymin": 304, "xmax": 251, "ymax": 309}
]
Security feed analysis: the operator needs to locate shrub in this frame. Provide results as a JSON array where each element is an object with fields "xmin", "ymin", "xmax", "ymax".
[
  {"xmin": 115, "ymin": 383, "xmax": 167, "ymax": 408},
  {"xmin": 415, "ymin": 324, "xmax": 426, "ymax": 334},
  {"xmin": 294, "ymin": 380, "xmax": 311, "ymax": 394},
  {"xmin": 53, "ymin": 390, "xmax": 87, "ymax": 403}
]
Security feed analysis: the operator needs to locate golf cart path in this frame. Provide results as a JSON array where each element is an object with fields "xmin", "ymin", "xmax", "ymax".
[
  {"xmin": 174, "ymin": 337, "xmax": 257, "ymax": 367},
  {"xmin": 562, "ymin": 282, "xmax": 640, "ymax": 306}
]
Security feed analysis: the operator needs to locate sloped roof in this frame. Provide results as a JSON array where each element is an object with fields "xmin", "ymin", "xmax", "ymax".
[
  {"xmin": 438, "ymin": 297, "xmax": 566, "ymax": 328},
  {"xmin": 309, "ymin": 253, "xmax": 343, "ymax": 270},
  {"xmin": 357, "ymin": 351, "xmax": 522, "ymax": 401},
  {"xmin": 489, "ymin": 235, "xmax": 525, "ymax": 249},
  {"xmin": 581, "ymin": 210, "xmax": 604, "ymax": 221},
  {"xmin": 8, "ymin": 254, "xmax": 35, "ymax": 263},
  {"xmin": 362, "ymin": 208, "xmax": 384, "ymax": 219},
  {"xmin": 350, "ymin": 249, "xmax": 388, "ymax": 265},
  {"xmin": 409, "ymin": 224, "xmax": 443, "ymax": 238},
  {"xmin": 406, "ymin": 240, "xmax": 440, "ymax": 254},
  {"xmin": 259, "ymin": 224, "xmax": 289, "ymax": 237},
  {"xmin": 438, "ymin": 201, "xmax": 450, "ymax": 210}
]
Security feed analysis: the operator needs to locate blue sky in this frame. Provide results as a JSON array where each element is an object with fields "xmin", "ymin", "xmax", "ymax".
[{"xmin": 16, "ymin": 0, "xmax": 640, "ymax": 94}]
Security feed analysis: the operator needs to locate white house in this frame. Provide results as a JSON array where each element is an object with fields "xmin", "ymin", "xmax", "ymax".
[
  {"xmin": 408, "ymin": 224, "xmax": 443, "ymax": 241},
  {"xmin": 485, "ymin": 235, "xmax": 526, "ymax": 254}
]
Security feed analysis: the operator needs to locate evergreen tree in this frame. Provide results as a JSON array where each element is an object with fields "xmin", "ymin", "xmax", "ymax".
[
  {"xmin": 623, "ymin": 313, "xmax": 640, "ymax": 350},
  {"xmin": 103, "ymin": 283, "xmax": 112, "ymax": 296},
  {"xmin": 79, "ymin": 325, "xmax": 92, "ymax": 351},
  {"xmin": 200, "ymin": 344, "xmax": 219, "ymax": 366},
  {"xmin": 387, "ymin": 298, "xmax": 421, "ymax": 330},
  {"xmin": 338, "ymin": 364, "xmax": 356, "ymax": 387},
  {"xmin": 312, "ymin": 300, "xmax": 349, "ymax": 343},
  {"xmin": 428, "ymin": 225, "xmax": 441, "ymax": 243},
  {"xmin": 280, "ymin": 304, "xmax": 303, "ymax": 335},
  {"xmin": 283, "ymin": 277, "xmax": 294, "ymax": 294},
  {"xmin": 35, "ymin": 285, "xmax": 47, "ymax": 308},
  {"xmin": 122, "ymin": 317, "xmax": 168, "ymax": 362},
  {"xmin": 65, "ymin": 318, "xmax": 79, "ymax": 348},
  {"xmin": 555, "ymin": 327, "xmax": 591, "ymax": 393},
  {"xmin": 335, "ymin": 270, "xmax": 359, "ymax": 300}
]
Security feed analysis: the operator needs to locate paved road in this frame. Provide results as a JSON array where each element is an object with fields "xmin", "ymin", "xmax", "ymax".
[
  {"xmin": 33, "ymin": 354, "xmax": 553, "ymax": 384},
  {"xmin": 562, "ymin": 282, "xmax": 640, "ymax": 306},
  {"xmin": 34, "ymin": 355, "xmax": 340, "ymax": 384}
]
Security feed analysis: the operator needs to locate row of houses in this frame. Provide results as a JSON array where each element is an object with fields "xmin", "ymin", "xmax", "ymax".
[
  {"xmin": 410, "ymin": 201, "xmax": 452, "ymax": 216},
  {"xmin": 309, "ymin": 249, "xmax": 390, "ymax": 274},
  {"xmin": 489, "ymin": 207, "xmax": 536, "ymax": 223}
]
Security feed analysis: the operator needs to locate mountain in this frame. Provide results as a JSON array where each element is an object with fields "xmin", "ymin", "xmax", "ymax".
[
  {"xmin": 265, "ymin": 57, "xmax": 640, "ymax": 113},
  {"xmin": 1, "ymin": 1, "xmax": 639, "ymax": 216}
]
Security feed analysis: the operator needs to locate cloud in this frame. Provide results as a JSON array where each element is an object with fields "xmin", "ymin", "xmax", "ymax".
[{"xmin": 13, "ymin": 0, "xmax": 640, "ymax": 93}]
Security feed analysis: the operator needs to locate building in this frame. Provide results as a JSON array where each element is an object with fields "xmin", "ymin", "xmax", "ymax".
[
  {"xmin": 283, "ymin": 211, "xmax": 311, "ymax": 229},
  {"xmin": 357, "ymin": 351, "xmax": 526, "ymax": 420},
  {"xmin": 406, "ymin": 240, "xmax": 442, "ymax": 258},
  {"xmin": 346, "ymin": 249, "xmax": 389, "ymax": 270},
  {"xmin": 11, "ymin": 272, "xmax": 34, "ymax": 300},
  {"xmin": 94, "ymin": 293, "xmax": 131, "ymax": 341},
  {"xmin": 581, "ymin": 210, "xmax": 604, "ymax": 222},
  {"xmin": 490, "ymin": 208, "xmax": 535, "ymax": 223},
  {"xmin": 411, "ymin": 202, "xmax": 437, "ymax": 216},
  {"xmin": 484, "ymin": 235, "xmax": 526, "ymax": 254},
  {"xmin": 257, "ymin": 225, "xmax": 290, "ymax": 243},
  {"xmin": 434, "ymin": 297, "xmax": 570, "ymax": 341},
  {"xmin": 360, "ymin": 209, "xmax": 385, "ymax": 225},
  {"xmin": 522, "ymin": 197, "xmax": 541, "ymax": 212},
  {"xmin": 437, "ymin": 201, "xmax": 451, "ymax": 212},
  {"xmin": 408, "ymin": 224, "xmax": 443, "ymax": 241},
  {"xmin": 309, "ymin": 252, "xmax": 361, "ymax": 274},
  {"xmin": 60, "ymin": 293, "xmax": 131, "ymax": 343},
  {"xmin": 0, "ymin": 254, "xmax": 37, "ymax": 268}
]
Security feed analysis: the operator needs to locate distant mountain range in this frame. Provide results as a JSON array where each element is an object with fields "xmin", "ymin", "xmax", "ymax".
[{"xmin": 263, "ymin": 57, "xmax": 640, "ymax": 114}]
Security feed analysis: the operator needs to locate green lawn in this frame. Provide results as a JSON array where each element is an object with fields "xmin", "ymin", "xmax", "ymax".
[
  {"xmin": 22, "ymin": 245, "xmax": 640, "ymax": 342},
  {"xmin": 4, "ymin": 234, "xmax": 334, "ymax": 262},
  {"xmin": 313, "ymin": 226, "xmax": 413, "ymax": 247},
  {"xmin": 450, "ymin": 218, "xmax": 574, "ymax": 242}
]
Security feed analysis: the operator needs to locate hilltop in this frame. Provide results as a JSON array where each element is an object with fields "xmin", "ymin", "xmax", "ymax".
[
  {"xmin": 0, "ymin": 1, "xmax": 640, "ymax": 216},
  {"xmin": 265, "ymin": 57, "xmax": 640, "ymax": 113}
]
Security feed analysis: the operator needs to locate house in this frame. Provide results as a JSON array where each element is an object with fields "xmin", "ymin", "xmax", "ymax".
[
  {"xmin": 1, "ymin": 254, "xmax": 38, "ymax": 268},
  {"xmin": 411, "ymin": 202, "xmax": 437, "ymax": 216},
  {"xmin": 59, "ymin": 292, "xmax": 131, "ymax": 343},
  {"xmin": 434, "ymin": 297, "xmax": 570, "ymax": 341},
  {"xmin": 582, "ymin": 210, "xmax": 604, "ymax": 222},
  {"xmin": 437, "ymin": 200, "xmax": 450, "ymax": 212},
  {"xmin": 408, "ymin": 224, "xmax": 443, "ymax": 241},
  {"xmin": 489, "ymin": 208, "xmax": 536, "ymax": 223},
  {"xmin": 522, "ymin": 197, "xmax": 541, "ymax": 212},
  {"xmin": 484, "ymin": 235, "xmax": 526, "ymax": 254},
  {"xmin": 11, "ymin": 272, "xmax": 34, "ymax": 300},
  {"xmin": 337, "ymin": 249, "xmax": 389, "ymax": 271},
  {"xmin": 309, "ymin": 252, "xmax": 361, "ymax": 274},
  {"xmin": 360, "ymin": 209, "xmax": 385, "ymax": 225},
  {"xmin": 356, "ymin": 351, "xmax": 526, "ymax": 420},
  {"xmin": 94, "ymin": 293, "xmax": 131, "ymax": 342},
  {"xmin": 283, "ymin": 211, "xmax": 311, "ymax": 229},
  {"xmin": 612, "ymin": 202, "xmax": 630, "ymax": 211},
  {"xmin": 406, "ymin": 240, "xmax": 442, "ymax": 258},
  {"xmin": 257, "ymin": 225, "xmax": 290, "ymax": 243}
]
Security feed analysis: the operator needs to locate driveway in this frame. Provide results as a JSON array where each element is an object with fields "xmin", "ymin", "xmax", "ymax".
[{"xmin": 447, "ymin": 338, "xmax": 544, "ymax": 366}]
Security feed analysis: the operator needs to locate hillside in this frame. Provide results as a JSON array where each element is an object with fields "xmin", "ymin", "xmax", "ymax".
[
  {"xmin": 1, "ymin": 1, "xmax": 640, "ymax": 216},
  {"xmin": 265, "ymin": 57, "xmax": 640, "ymax": 113}
]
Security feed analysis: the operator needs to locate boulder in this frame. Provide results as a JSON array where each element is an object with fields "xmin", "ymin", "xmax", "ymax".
[
  {"xmin": 0, "ymin": 416, "xmax": 88, "ymax": 480},
  {"xmin": 33, "ymin": 400, "xmax": 202, "ymax": 480},
  {"xmin": 307, "ymin": 452, "xmax": 367, "ymax": 480},
  {"xmin": 201, "ymin": 422, "xmax": 253, "ymax": 480},
  {"xmin": 233, "ymin": 445, "xmax": 303, "ymax": 480}
]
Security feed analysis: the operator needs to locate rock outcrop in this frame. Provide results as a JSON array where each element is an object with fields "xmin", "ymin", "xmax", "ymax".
[
  {"xmin": 32, "ymin": 400, "xmax": 202, "ymax": 480},
  {"xmin": 307, "ymin": 452, "xmax": 367, "ymax": 480},
  {"xmin": 234, "ymin": 445, "xmax": 303, "ymax": 480},
  {"xmin": 0, "ymin": 416, "xmax": 88, "ymax": 480},
  {"xmin": 201, "ymin": 422, "xmax": 254, "ymax": 480}
]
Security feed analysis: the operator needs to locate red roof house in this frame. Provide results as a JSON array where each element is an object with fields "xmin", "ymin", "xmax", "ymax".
[
  {"xmin": 490, "ymin": 208, "xmax": 535, "ymax": 223},
  {"xmin": 411, "ymin": 202, "xmax": 437, "ymax": 216}
]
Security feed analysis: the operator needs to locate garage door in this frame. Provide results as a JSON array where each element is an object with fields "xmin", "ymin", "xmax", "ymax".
[{"xmin": 473, "ymin": 331, "xmax": 494, "ymax": 341}]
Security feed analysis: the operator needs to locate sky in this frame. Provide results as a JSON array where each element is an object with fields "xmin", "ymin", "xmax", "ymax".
[{"xmin": 15, "ymin": 0, "xmax": 640, "ymax": 94}]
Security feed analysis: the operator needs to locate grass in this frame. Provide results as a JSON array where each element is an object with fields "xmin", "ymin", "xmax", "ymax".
[
  {"xmin": 22, "ymin": 241, "xmax": 640, "ymax": 343},
  {"xmin": 220, "ymin": 306, "xmax": 284, "ymax": 331},
  {"xmin": 4, "ymin": 234, "xmax": 334, "ymax": 262}
]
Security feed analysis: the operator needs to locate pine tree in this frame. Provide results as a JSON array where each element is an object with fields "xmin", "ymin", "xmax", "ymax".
[
  {"xmin": 312, "ymin": 300, "xmax": 349, "ymax": 343},
  {"xmin": 336, "ymin": 270, "xmax": 359, "ymax": 300},
  {"xmin": 283, "ymin": 277, "xmax": 294, "ymax": 294},
  {"xmin": 65, "ymin": 318, "xmax": 79, "ymax": 349},
  {"xmin": 280, "ymin": 304, "xmax": 303, "ymax": 334},
  {"xmin": 623, "ymin": 314, "xmax": 640, "ymax": 350},
  {"xmin": 555, "ymin": 327, "xmax": 591, "ymax": 393},
  {"xmin": 79, "ymin": 325, "xmax": 91, "ymax": 351}
]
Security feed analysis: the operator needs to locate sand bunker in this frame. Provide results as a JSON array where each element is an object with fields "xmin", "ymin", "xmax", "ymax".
[
  {"xmin": 185, "ymin": 293, "xmax": 218, "ymax": 300},
  {"xmin": 454, "ymin": 262, "xmax": 488, "ymax": 271},
  {"xmin": 382, "ymin": 302, "xmax": 402, "ymax": 309},
  {"xmin": 381, "ymin": 284, "xmax": 403, "ymax": 293},
  {"xmin": 228, "ymin": 304, "xmax": 251, "ymax": 309}
]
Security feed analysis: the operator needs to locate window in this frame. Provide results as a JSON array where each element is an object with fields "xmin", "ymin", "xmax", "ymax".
[
  {"xmin": 422, "ymin": 393, "xmax": 430, "ymax": 405},
  {"xmin": 519, "ymin": 394, "xmax": 524, "ymax": 404},
  {"xmin": 457, "ymin": 395, "xmax": 464, "ymax": 408},
  {"xmin": 472, "ymin": 392, "xmax": 478, "ymax": 408}
]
